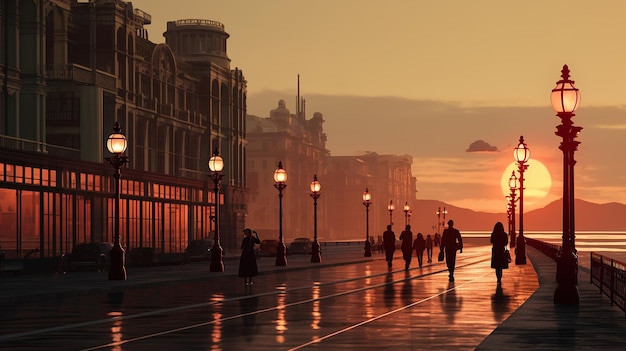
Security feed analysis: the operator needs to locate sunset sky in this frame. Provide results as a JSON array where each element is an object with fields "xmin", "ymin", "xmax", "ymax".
[{"xmin": 131, "ymin": 0, "xmax": 626, "ymax": 213}]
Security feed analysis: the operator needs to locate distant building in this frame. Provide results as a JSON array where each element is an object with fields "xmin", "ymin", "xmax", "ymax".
[
  {"xmin": 246, "ymin": 99, "xmax": 329, "ymax": 242},
  {"xmin": 246, "ymin": 96, "xmax": 417, "ymax": 243},
  {"xmin": 326, "ymin": 153, "xmax": 415, "ymax": 241},
  {"xmin": 358, "ymin": 152, "xmax": 416, "ymax": 232},
  {"xmin": 0, "ymin": 0, "xmax": 247, "ymax": 259}
]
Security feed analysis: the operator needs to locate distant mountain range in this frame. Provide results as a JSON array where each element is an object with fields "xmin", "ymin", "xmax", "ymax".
[{"xmin": 413, "ymin": 199, "xmax": 626, "ymax": 233}]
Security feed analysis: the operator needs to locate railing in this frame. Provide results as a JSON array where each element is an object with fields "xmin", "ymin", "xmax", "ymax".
[
  {"xmin": 0, "ymin": 135, "xmax": 80, "ymax": 159},
  {"xmin": 174, "ymin": 19, "xmax": 224, "ymax": 30},
  {"xmin": 525, "ymin": 237, "xmax": 559, "ymax": 261},
  {"xmin": 591, "ymin": 252, "xmax": 626, "ymax": 315},
  {"xmin": 45, "ymin": 64, "xmax": 116, "ymax": 91}
]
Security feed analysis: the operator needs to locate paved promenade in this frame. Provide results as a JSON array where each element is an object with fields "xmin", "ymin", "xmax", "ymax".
[
  {"xmin": 2, "ymin": 243, "xmax": 626, "ymax": 350},
  {"xmin": 478, "ymin": 249, "xmax": 626, "ymax": 350}
]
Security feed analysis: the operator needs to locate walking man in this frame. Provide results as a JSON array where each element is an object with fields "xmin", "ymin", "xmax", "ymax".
[
  {"xmin": 440, "ymin": 219, "xmax": 463, "ymax": 281},
  {"xmin": 382, "ymin": 225, "xmax": 396, "ymax": 268},
  {"xmin": 399, "ymin": 225, "xmax": 413, "ymax": 270}
]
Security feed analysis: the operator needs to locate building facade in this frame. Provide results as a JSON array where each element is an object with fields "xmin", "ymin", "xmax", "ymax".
[
  {"xmin": 0, "ymin": 0, "xmax": 248, "ymax": 261},
  {"xmin": 246, "ymin": 99, "xmax": 329, "ymax": 243},
  {"xmin": 246, "ymin": 99, "xmax": 417, "ymax": 243}
]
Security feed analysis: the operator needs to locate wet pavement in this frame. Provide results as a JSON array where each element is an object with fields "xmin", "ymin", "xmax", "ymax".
[{"xmin": 0, "ymin": 240, "xmax": 625, "ymax": 350}]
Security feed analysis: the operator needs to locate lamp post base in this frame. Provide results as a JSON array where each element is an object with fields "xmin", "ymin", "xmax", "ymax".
[
  {"xmin": 515, "ymin": 235, "xmax": 527, "ymax": 265},
  {"xmin": 311, "ymin": 239, "xmax": 321, "ymax": 262},
  {"xmin": 554, "ymin": 249, "xmax": 579, "ymax": 304},
  {"xmin": 276, "ymin": 242, "xmax": 287, "ymax": 266},
  {"xmin": 210, "ymin": 244, "xmax": 224, "ymax": 272},
  {"xmin": 364, "ymin": 240, "xmax": 372, "ymax": 257},
  {"xmin": 108, "ymin": 244, "xmax": 127, "ymax": 280}
]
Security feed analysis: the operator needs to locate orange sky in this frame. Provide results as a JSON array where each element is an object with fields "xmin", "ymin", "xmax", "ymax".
[{"xmin": 130, "ymin": 0, "xmax": 626, "ymax": 213}]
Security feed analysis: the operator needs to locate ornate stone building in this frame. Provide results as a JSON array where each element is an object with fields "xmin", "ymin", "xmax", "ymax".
[
  {"xmin": 0, "ymin": 0, "xmax": 247, "ymax": 260},
  {"xmin": 246, "ymin": 99, "xmax": 329, "ymax": 243}
]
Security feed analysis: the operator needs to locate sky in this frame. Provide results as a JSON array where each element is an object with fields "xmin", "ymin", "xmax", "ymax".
[{"xmin": 130, "ymin": 0, "xmax": 626, "ymax": 213}]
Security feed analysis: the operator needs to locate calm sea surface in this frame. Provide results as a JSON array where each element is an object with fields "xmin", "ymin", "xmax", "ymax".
[{"xmin": 463, "ymin": 231, "xmax": 626, "ymax": 264}]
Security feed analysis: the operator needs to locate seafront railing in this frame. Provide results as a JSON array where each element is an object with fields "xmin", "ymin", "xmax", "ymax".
[
  {"xmin": 591, "ymin": 252, "xmax": 626, "ymax": 316},
  {"xmin": 525, "ymin": 237, "xmax": 559, "ymax": 260}
]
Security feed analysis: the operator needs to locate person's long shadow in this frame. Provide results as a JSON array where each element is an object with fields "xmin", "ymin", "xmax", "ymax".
[
  {"xmin": 383, "ymin": 272, "xmax": 395, "ymax": 308},
  {"xmin": 491, "ymin": 284, "xmax": 511, "ymax": 321},
  {"xmin": 239, "ymin": 294, "xmax": 260, "ymax": 341},
  {"xmin": 440, "ymin": 281, "xmax": 463, "ymax": 324},
  {"xmin": 401, "ymin": 271, "xmax": 413, "ymax": 305}
]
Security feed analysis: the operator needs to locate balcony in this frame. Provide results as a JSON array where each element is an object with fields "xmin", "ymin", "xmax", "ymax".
[{"xmin": 45, "ymin": 64, "xmax": 116, "ymax": 91}]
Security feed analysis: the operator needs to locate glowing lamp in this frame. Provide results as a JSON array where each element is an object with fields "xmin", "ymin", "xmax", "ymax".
[{"xmin": 550, "ymin": 65, "xmax": 581, "ymax": 114}]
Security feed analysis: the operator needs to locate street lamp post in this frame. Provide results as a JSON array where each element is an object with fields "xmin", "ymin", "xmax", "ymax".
[
  {"xmin": 403, "ymin": 202, "xmax": 410, "ymax": 226},
  {"xmin": 274, "ymin": 161, "xmax": 288, "ymax": 266},
  {"xmin": 208, "ymin": 148, "xmax": 224, "ymax": 272},
  {"xmin": 436, "ymin": 207, "xmax": 448, "ymax": 234},
  {"xmin": 387, "ymin": 200, "xmax": 395, "ymax": 226},
  {"xmin": 106, "ymin": 121, "xmax": 129, "ymax": 281},
  {"xmin": 363, "ymin": 188, "xmax": 372, "ymax": 257},
  {"xmin": 310, "ymin": 175, "xmax": 321, "ymax": 263},
  {"xmin": 551, "ymin": 64, "xmax": 582, "ymax": 304},
  {"xmin": 506, "ymin": 201, "xmax": 513, "ymax": 239},
  {"xmin": 508, "ymin": 171, "xmax": 519, "ymax": 250},
  {"xmin": 514, "ymin": 136, "xmax": 529, "ymax": 265}
]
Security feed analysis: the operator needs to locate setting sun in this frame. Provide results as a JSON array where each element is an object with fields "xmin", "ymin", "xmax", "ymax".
[{"xmin": 500, "ymin": 159, "xmax": 552, "ymax": 208}]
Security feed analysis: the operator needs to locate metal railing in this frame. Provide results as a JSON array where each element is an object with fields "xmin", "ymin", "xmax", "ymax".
[
  {"xmin": 527, "ymin": 237, "xmax": 626, "ymax": 316},
  {"xmin": 525, "ymin": 237, "xmax": 559, "ymax": 260},
  {"xmin": 0, "ymin": 135, "xmax": 80, "ymax": 159},
  {"xmin": 591, "ymin": 252, "xmax": 626, "ymax": 315}
]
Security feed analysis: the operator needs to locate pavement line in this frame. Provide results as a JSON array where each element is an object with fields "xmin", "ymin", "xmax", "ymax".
[
  {"xmin": 79, "ymin": 258, "xmax": 489, "ymax": 350},
  {"xmin": 287, "ymin": 271, "xmax": 492, "ymax": 351},
  {"xmin": 0, "ymin": 255, "xmax": 483, "ymax": 342}
]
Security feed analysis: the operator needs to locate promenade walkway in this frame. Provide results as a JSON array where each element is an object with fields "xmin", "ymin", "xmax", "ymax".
[{"xmin": 1, "ymin": 243, "xmax": 626, "ymax": 350}]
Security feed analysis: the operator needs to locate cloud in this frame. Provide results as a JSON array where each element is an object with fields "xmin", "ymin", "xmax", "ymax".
[{"xmin": 466, "ymin": 140, "xmax": 498, "ymax": 152}]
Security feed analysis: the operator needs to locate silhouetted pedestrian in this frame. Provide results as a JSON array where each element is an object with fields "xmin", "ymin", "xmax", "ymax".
[
  {"xmin": 399, "ymin": 225, "xmax": 413, "ymax": 270},
  {"xmin": 440, "ymin": 220, "xmax": 463, "ymax": 282},
  {"xmin": 434, "ymin": 232, "xmax": 441, "ymax": 247},
  {"xmin": 425, "ymin": 234, "xmax": 434, "ymax": 263},
  {"xmin": 490, "ymin": 221, "xmax": 509, "ymax": 284},
  {"xmin": 413, "ymin": 232, "xmax": 426, "ymax": 267},
  {"xmin": 382, "ymin": 225, "xmax": 396, "ymax": 268},
  {"xmin": 239, "ymin": 228, "xmax": 261, "ymax": 286}
]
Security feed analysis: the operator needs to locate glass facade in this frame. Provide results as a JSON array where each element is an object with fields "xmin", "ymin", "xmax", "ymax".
[{"xmin": 0, "ymin": 157, "xmax": 213, "ymax": 260}]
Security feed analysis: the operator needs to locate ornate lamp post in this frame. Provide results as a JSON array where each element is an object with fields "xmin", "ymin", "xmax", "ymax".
[
  {"xmin": 274, "ymin": 161, "xmax": 288, "ymax": 266},
  {"xmin": 208, "ymin": 148, "xmax": 224, "ymax": 272},
  {"xmin": 387, "ymin": 200, "xmax": 395, "ymax": 226},
  {"xmin": 551, "ymin": 64, "xmax": 582, "ymax": 304},
  {"xmin": 508, "ymin": 171, "xmax": 519, "ymax": 250},
  {"xmin": 403, "ymin": 202, "xmax": 410, "ymax": 226},
  {"xmin": 506, "ymin": 200, "xmax": 513, "ymax": 240},
  {"xmin": 514, "ymin": 136, "xmax": 529, "ymax": 264},
  {"xmin": 106, "ymin": 121, "xmax": 129, "ymax": 281},
  {"xmin": 436, "ymin": 207, "xmax": 448, "ymax": 234},
  {"xmin": 310, "ymin": 175, "xmax": 321, "ymax": 263},
  {"xmin": 363, "ymin": 188, "xmax": 372, "ymax": 257}
]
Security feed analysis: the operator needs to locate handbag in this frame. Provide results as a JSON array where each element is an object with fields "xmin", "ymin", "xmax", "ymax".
[
  {"xmin": 438, "ymin": 250, "xmax": 444, "ymax": 262},
  {"xmin": 505, "ymin": 249, "xmax": 512, "ymax": 263}
]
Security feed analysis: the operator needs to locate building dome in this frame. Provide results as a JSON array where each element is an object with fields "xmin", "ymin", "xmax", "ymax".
[{"xmin": 270, "ymin": 100, "xmax": 291, "ymax": 118}]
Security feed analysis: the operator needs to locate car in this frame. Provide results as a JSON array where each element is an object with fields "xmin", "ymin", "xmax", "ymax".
[
  {"xmin": 68, "ymin": 242, "xmax": 113, "ymax": 272},
  {"xmin": 259, "ymin": 239, "xmax": 278, "ymax": 257},
  {"xmin": 185, "ymin": 239, "xmax": 213, "ymax": 261},
  {"xmin": 288, "ymin": 238, "xmax": 313, "ymax": 255}
]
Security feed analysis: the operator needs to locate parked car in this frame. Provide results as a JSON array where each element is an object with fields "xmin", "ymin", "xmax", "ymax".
[
  {"xmin": 259, "ymin": 239, "xmax": 279, "ymax": 257},
  {"xmin": 68, "ymin": 242, "xmax": 113, "ymax": 272},
  {"xmin": 185, "ymin": 239, "xmax": 213, "ymax": 261},
  {"xmin": 288, "ymin": 238, "xmax": 312, "ymax": 255}
]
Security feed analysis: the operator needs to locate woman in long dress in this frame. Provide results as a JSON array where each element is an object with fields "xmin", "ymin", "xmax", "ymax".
[
  {"xmin": 239, "ymin": 228, "xmax": 260, "ymax": 286},
  {"xmin": 490, "ymin": 222, "xmax": 509, "ymax": 284}
]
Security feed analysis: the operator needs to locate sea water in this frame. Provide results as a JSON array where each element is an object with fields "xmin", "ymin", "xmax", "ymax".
[{"xmin": 464, "ymin": 231, "xmax": 626, "ymax": 265}]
